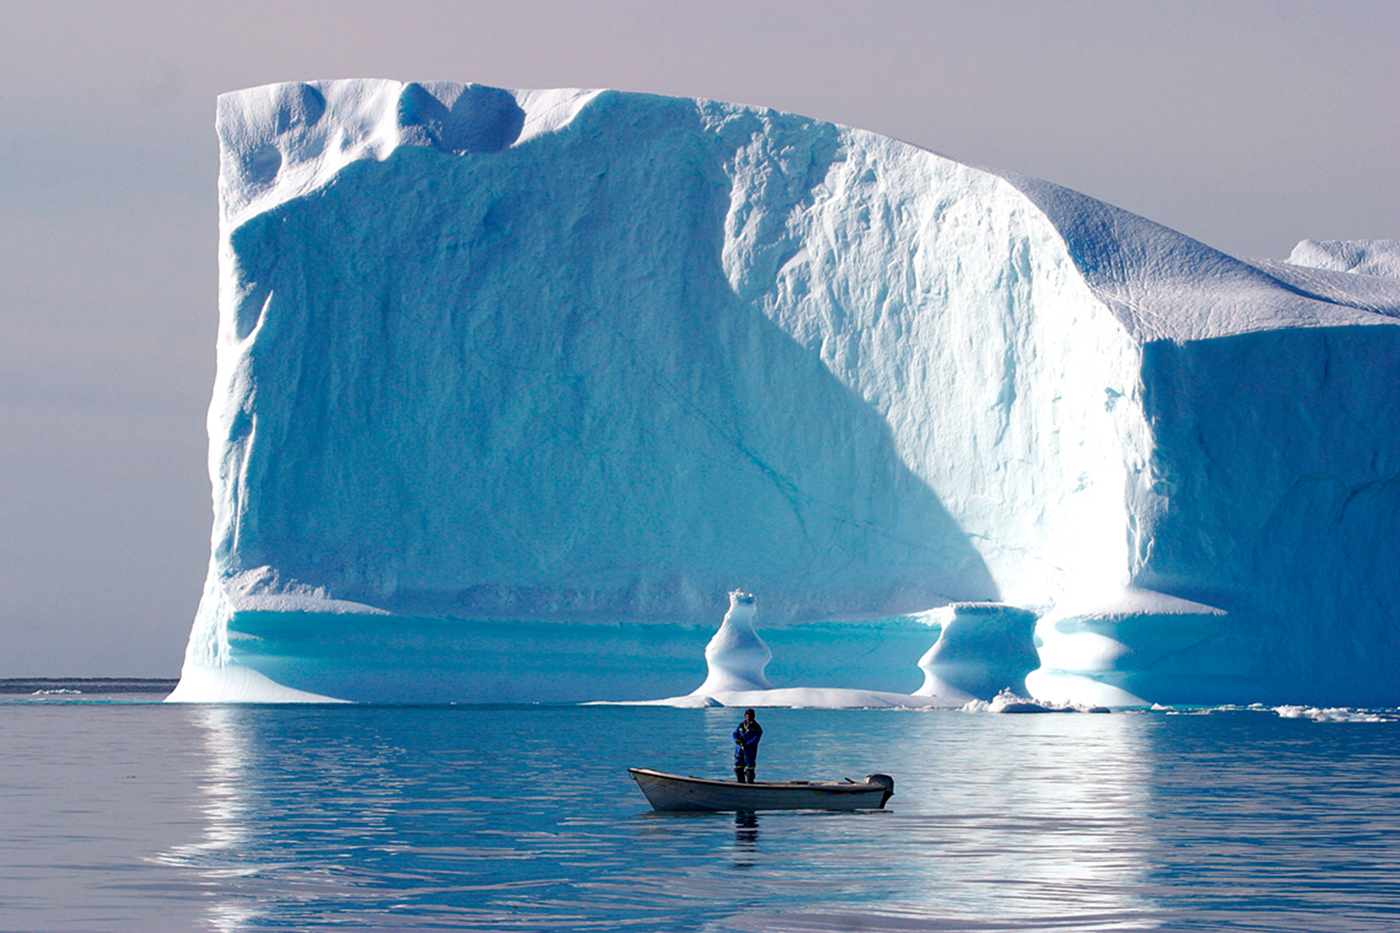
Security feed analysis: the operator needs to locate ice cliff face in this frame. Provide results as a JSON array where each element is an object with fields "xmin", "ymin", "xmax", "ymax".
[{"xmin": 170, "ymin": 80, "xmax": 1400, "ymax": 706}]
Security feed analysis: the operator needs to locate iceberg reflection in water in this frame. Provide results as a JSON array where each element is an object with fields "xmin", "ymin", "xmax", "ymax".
[
  {"xmin": 165, "ymin": 705, "xmax": 1162, "ymax": 931},
  {"xmin": 3, "ymin": 699, "xmax": 1397, "ymax": 931}
]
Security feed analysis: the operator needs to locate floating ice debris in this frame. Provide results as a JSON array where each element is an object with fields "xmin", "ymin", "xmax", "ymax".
[
  {"xmin": 1274, "ymin": 706, "xmax": 1394, "ymax": 723},
  {"xmin": 962, "ymin": 689, "xmax": 1110, "ymax": 714}
]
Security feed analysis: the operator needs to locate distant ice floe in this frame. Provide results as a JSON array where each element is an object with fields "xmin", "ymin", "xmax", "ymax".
[
  {"xmin": 1273, "ymin": 705, "xmax": 1395, "ymax": 723},
  {"xmin": 965, "ymin": 689, "xmax": 1111, "ymax": 714},
  {"xmin": 1146, "ymin": 702, "xmax": 1395, "ymax": 723},
  {"xmin": 618, "ymin": 687, "xmax": 950, "ymax": 710},
  {"xmin": 1287, "ymin": 239, "xmax": 1400, "ymax": 279}
]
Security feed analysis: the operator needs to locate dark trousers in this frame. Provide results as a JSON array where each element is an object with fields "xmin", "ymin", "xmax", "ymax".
[{"xmin": 735, "ymin": 747, "xmax": 757, "ymax": 782}]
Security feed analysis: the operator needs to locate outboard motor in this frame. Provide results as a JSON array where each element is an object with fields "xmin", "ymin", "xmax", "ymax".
[{"xmin": 866, "ymin": 773, "xmax": 895, "ymax": 808}]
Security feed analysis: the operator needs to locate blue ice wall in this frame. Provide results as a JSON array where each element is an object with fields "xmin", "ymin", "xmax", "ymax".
[{"xmin": 215, "ymin": 92, "xmax": 995, "ymax": 624}]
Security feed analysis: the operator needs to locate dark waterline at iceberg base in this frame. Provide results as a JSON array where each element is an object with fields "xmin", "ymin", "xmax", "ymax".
[{"xmin": 3, "ymin": 698, "xmax": 1398, "ymax": 932}]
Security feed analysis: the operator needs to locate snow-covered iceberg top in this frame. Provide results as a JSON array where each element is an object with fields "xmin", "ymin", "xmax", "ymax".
[
  {"xmin": 1287, "ymin": 239, "xmax": 1400, "ymax": 279},
  {"xmin": 218, "ymin": 81, "xmax": 602, "ymax": 229}
]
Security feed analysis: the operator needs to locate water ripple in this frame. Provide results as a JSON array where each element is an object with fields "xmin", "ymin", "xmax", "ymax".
[{"xmin": 1, "ymin": 703, "xmax": 1396, "ymax": 931}]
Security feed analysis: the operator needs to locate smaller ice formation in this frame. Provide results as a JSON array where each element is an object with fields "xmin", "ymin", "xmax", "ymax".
[
  {"xmin": 167, "ymin": 662, "xmax": 346, "ymax": 704},
  {"xmin": 692, "ymin": 590, "xmax": 772, "ymax": 695},
  {"xmin": 961, "ymin": 689, "xmax": 1110, "ymax": 714},
  {"xmin": 1026, "ymin": 588, "xmax": 1230, "ymax": 707},
  {"xmin": 1287, "ymin": 239, "xmax": 1400, "ymax": 278},
  {"xmin": 1274, "ymin": 706, "xmax": 1394, "ymax": 723},
  {"xmin": 914, "ymin": 603, "xmax": 1039, "ymax": 702},
  {"xmin": 622, "ymin": 590, "xmax": 975, "ymax": 709}
]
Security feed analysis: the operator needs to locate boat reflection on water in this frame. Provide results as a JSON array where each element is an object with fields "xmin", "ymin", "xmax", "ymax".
[{"xmin": 734, "ymin": 809, "xmax": 760, "ymax": 867}]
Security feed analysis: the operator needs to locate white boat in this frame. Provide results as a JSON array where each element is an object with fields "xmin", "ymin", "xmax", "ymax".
[{"xmin": 628, "ymin": 768, "xmax": 895, "ymax": 812}]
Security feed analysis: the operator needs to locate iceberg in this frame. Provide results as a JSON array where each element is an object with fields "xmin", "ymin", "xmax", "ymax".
[{"xmin": 169, "ymin": 80, "xmax": 1400, "ymax": 707}]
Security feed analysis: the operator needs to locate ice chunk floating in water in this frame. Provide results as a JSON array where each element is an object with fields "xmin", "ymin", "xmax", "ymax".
[{"xmin": 171, "ymin": 79, "xmax": 1400, "ymax": 707}]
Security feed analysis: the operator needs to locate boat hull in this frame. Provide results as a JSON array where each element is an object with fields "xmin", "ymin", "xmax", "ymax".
[{"xmin": 628, "ymin": 768, "xmax": 894, "ymax": 812}]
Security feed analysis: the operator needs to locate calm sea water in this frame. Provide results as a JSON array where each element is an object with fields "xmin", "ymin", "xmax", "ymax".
[{"xmin": 1, "ymin": 689, "xmax": 1397, "ymax": 932}]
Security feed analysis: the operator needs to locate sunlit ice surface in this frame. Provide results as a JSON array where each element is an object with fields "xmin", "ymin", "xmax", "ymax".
[{"xmin": 2, "ymin": 697, "xmax": 1399, "ymax": 931}]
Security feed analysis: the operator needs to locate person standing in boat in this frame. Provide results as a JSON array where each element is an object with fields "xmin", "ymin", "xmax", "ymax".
[{"xmin": 733, "ymin": 708, "xmax": 762, "ymax": 782}]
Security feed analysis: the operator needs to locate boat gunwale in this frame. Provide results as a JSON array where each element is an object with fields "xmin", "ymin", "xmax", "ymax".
[
  {"xmin": 628, "ymin": 767, "xmax": 895, "ymax": 811},
  {"xmin": 628, "ymin": 767, "xmax": 884, "ymax": 794}
]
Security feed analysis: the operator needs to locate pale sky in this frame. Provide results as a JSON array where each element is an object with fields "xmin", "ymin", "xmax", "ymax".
[{"xmin": 1, "ymin": 0, "xmax": 1396, "ymax": 676}]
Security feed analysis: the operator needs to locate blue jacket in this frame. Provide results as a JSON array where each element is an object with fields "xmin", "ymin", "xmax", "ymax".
[{"xmin": 733, "ymin": 720, "xmax": 762, "ymax": 764}]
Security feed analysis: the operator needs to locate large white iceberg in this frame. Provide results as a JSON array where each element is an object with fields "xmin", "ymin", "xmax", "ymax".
[{"xmin": 169, "ymin": 80, "xmax": 1400, "ymax": 706}]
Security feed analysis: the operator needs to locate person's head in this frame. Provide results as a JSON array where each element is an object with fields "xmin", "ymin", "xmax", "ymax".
[{"xmin": 744, "ymin": 708, "xmax": 756, "ymax": 721}]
